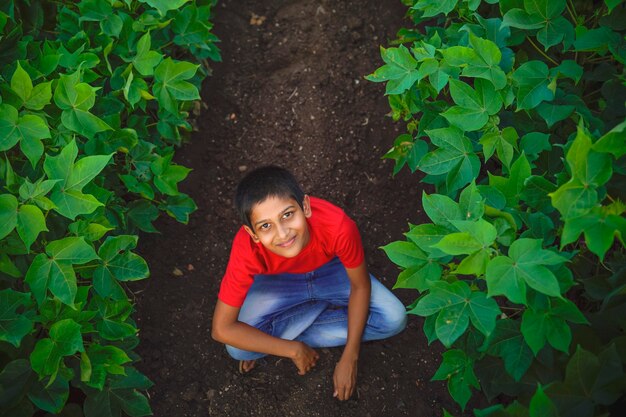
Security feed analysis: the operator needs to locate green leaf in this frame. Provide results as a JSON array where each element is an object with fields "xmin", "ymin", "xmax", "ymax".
[
  {"xmin": 486, "ymin": 239, "xmax": 563, "ymax": 304},
  {"xmin": 605, "ymin": 0, "xmax": 624, "ymax": 12},
  {"xmin": 133, "ymin": 32, "xmax": 163, "ymax": 76},
  {"xmin": 30, "ymin": 319, "xmax": 84, "ymax": 377},
  {"xmin": 84, "ymin": 344, "xmax": 131, "ymax": 390},
  {"xmin": 50, "ymin": 188, "xmax": 104, "ymax": 220},
  {"xmin": 509, "ymin": 238, "xmax": 567, "ymax": 266},
  {"xmin": 127, "ymin": 200, "xmax": 159, "ymax": 232},
  {"xmin": 413, "ymin": 0, "xmax": 459, "ymax": 17},
  {"xmin": 412, "ymin": 281, "xmax": 500, "ymax": 344},
  {"xmin": 93, "ymin": 236, "xmax": 149, "ymax": 291},
  {"xmin": 521, "ymin": 308, "xmax": 571, "ymax": 355},
  {"xmin": 0, "ymin": 193, "xmax": 19, "ymax": 239},
  {"xmin": 432, "ymin": 349, "xmax": 479, "ymax": 410},
  {"xmin": 24, "ymin": 253, "xmax": 53, "ymax": 304},
  {"xmin": 480, "ymin": 128, "xmax": 517, "ymax": 169},
  {"xmin": 422, "ymin": 192, "xmax": 463, "ymax": 228},
  {"xmin": 46, "ymin": 237, "xmax": 98, "ymax": 264},
  {"xmin": 0, "ymin": 104, "xmax": 51, "ymax": 165},
  {"xmin": 151, "ymin": 155, "xmax": 191, "ymax": 196},
  {"xmin": 502, "ymin": 9, "xmax": 544, "ymax": 29},
  {"xmin": 547, "ymin": 344, "xmax": 624, "ymax": 414},
  {"xmin": 459, "ymin": 182, "xmax": 485, "ymax": 221},
  {"xmin": 27, "ymin": 374, "xmax": 69, "ymax": 414},
  {"xmin": 482, "ymin": 319, "xmax": 533, "ymax": 381},
  {"xmin": 550, "ymin": 178, "xmax": 598, "ymax": 220},
  {"xmin": 84, "ymin": 368, "xmax": 153, "ymax": 416},
  {"xmin": 67, "ymin": 154, "xmax": 113, "ymax": 191},
  {"xmin": 11, "ymin": 62, "xmax": 33, "ymax": 104},
  {"xmin": 0, "ymin": 289, "xmax": 34, "ymax": 347},
  {"xmin": 0, "ymin": 359, "xmax": 34, "ymax": 413},
  {"xmin": 456, "ymin": 249, "xmax": 490, "ymax": 275},
  {"xmin": 442, "ymin": 106, "xmax": 489, "ymax": 131},
  {"xmin": 406, "ymin": 223, "xmax": 451, "ymax": 257},
  {"xmin": 163, "ymin": 193, "xmax": 196, "ymax": 223},
  {"xmin": 520, "ymin": 132, "xmax": 551, "ymax": 157},
  {"xmin": 19, "ymin": 178, "xmax": 60, "ymax": 202},
  {"xmin": 537, "ymin": 16, "xmax": 572, "ymax": 51},
  {"xmin": 24, "ymin": 81, "xmax": 52, "ymax": 110},
  {"xmin": 529, "ymin": 385, "xmax": 558, "ymax": 417},
  {"xmin": 551, "ymin": 60, "xmax": 583, "ymax": 83},
  {"xmin": 44, "ymin": 140, "xmax": 78, "ymax": 187},
  {"xmin": 16, "ymin": 204, "xmax": 48, "ymax": 251},
  {"xmin": 68, "ymin": 221, "xmax": 112, "ymax": 242},
  {"xmin": 54, "ymin": 72, "xmax": 111, "ymax": 138},
  {"xmin": 0, "ymin": 253, "xmax": 22, "ymax": 277},
  {"xmin": 462, "ymin": 33, "xmax": 507, "ymax": 90},
  {"xmin": 593, "ymin": 120, "xmax": 626, "ymax": 158},
  {"xmin": 573, "ymin": 26, "xmax": 619, "ymax": 52},
  {"xmin": 521, "ymin": 176, "xmax": 556, "ymax": 212},
  {"xmin": 61, "ymin": 108, "xmax": 112, "ymax": 139},
  {"xmin": 524, "ymin": 0, "xmax": 566, "ymax": 18},
  {"xmin": 433, "ymin": 232, "xmax": 482, "ymax": 255},
  {"xmin": 381, "ymin": 241, "xmax": 427, "ymax": 268},
  {"xmin": 512, "ymin": 61, "xmax": 554, "ymax": 110},
  {"xmin": 365, "ymin": 45, "xmax": 420, "ymax": 95},
  {"xmin": 467, "ymin": 291, "xmax": 501, "ymax": 338},
  {"xmin": 98, "ymin": 235, "xmax": 138, "ymax": 261},
  {"xmin": 561, "ymin": 211, "xmax": 626, "ymax": 260},
  {"xmin": 566, "ymin": 126, "xmax": 612, "ymax": 187},
  {"xmin": 394, "ymin": 261, "xmax": 442, "ymax": 291},
  {"xmin": 421, "ymin": 127, "xmax": 480, "ymax": 190},
  {"xmin": 139, "ymin": 0, "xmax": 190, "ymax": 15},
  {"xmin": 489, "ymin": 153, "xmax": 531, "ymax": 206},
  {"xmin": 450, "ymin": 219, "xmax": 498, "ymax": 247},
  {"xmin": 153, "ymin": 58, "xmax": 200, "ymax": 113}
]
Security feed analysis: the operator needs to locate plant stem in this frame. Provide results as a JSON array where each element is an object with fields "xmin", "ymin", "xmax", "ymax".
[
  {"xmin": 527, "ymin": 37, "xmax": 559, "ymax": 66},
  {"xmin": 583, "ymin": 88, "xmax": 603, "ymax": 99},
  {"xmin": 566, "ymin": 0, "xmax": 578, "ymax": 23}
]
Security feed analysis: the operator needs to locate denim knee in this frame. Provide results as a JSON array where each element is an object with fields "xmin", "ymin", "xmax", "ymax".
[
  {"xmin": 382, "ymin": 300, "xmax": 408, "ymax": 337},
  {"xmin": 369, "ymin": 296, "xmax": 407, "ymax": 338}
]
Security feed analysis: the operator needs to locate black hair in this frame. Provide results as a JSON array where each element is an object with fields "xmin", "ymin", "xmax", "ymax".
[{"xmin": 235, "ymin": 166, "xmax": 305, "ymax": 229}]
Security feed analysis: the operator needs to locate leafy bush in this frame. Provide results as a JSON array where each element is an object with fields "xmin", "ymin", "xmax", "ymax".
[
  {"xmin": 0, "ymin": 0, "xmax": 219, "ymax": 415},
  {"xmin": 368, "ymin": 0, "xmax": 626, "ymax": 415}
]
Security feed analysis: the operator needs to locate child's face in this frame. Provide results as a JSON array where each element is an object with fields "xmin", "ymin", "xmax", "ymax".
[{"xmin": 244, "ymin": 195, "xmax": 312, "ymax": 258}]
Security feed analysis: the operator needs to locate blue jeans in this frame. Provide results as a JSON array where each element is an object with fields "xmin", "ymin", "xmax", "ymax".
[{"xmin": 226, "ymin": 257, "xmax": 407, "ymax": 360}]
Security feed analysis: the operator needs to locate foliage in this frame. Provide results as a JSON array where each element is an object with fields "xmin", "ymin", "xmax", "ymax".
[
  {"xmin": 369, "ymin": 0, "xmax": 626, "ymax": 415},
  {"xmin": 0, "ymin": 0, "xmax": 220, "ymax": 415}
]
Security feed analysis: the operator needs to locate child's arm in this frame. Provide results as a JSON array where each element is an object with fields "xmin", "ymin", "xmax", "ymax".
[
  {"xmin": 333, "ymin": 261, "xmax": 371, "ymax": 401},
  {"xmin": 211, "ymin": 300, "xmax": 319, "ymax": 375}
]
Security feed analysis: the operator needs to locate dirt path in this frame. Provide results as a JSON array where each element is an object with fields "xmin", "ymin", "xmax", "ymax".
[{"xmin": 132, "ymin": 1, "xmax": 470, "ymax": 416}]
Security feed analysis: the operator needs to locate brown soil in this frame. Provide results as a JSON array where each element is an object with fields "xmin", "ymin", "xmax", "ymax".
[{"xmin": 132, "ymin": 1, "xmax": 481, "ymax": 416}]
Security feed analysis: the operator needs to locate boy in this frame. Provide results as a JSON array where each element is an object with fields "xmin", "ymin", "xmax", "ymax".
[{"xmin": 211, "ymin": 166, "xmax": 407, "ymax": 401}]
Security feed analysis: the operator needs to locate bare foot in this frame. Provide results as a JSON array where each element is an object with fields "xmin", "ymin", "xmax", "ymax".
[{"xmin": 239, "ymin": 359, "xmax": 256, "ymax": 374}]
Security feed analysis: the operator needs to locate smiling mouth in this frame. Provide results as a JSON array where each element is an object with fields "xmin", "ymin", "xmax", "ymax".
[{"xmin": 277, "ymin": 236, "xmax": 296, "ymax": 248}]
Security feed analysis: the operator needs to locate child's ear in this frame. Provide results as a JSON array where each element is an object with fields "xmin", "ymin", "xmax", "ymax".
[
  {"xmin": 303, "ymin": 195, "xmax": 312, "ymax": 218},
  {"xmin": 243, "ymin": 225, "xmax": 260, "ymax": 242}
]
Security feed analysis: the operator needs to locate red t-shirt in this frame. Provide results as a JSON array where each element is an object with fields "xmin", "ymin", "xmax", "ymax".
[{"xmin": 218, "ymin": 197, "xmax": 365, "ymax": 307}]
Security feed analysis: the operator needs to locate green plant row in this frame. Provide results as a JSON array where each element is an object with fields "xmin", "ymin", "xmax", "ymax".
[
  {"xmin": 0, "ymin": 1, "xmax": 220, "ymax": 415},
  {"xmin": 367, "ymin": 0, "xmax": 626, "ymax": 415}
]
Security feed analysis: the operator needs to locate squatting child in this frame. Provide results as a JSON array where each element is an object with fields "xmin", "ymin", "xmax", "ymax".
[{"xmin": 211, "ymin": 166, "xmax": 407, "ymax": 400}]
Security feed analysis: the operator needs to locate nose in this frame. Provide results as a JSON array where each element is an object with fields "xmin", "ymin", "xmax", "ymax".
[{"xmin": 276, "ymin": 223, "xmax": 289, "ymax": 239}]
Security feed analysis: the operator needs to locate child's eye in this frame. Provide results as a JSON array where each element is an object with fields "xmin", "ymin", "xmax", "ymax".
[
  {"xmin": 283, "ymin": 211, "xmax": 293, "ymax": 219},
  {"xmin": 259, "ymin": 223, "xmax": 270, "ymax": 231}
]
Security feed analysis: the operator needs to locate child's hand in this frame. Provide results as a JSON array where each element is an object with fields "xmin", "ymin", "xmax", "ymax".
[
  {"xmin": 291, "ymin": 342, "xmax": 319, "ymax": 375},
  {"xmin": 333, "ymin": 356, "xmax": 358, "ymax": 401}
]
